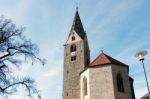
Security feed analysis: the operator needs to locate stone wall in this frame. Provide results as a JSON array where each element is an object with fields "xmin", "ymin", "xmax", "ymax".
[
  {"xmin": 80, "ymin": 64, "xmax": 134, "ymax": 99},
  {"xmin": 111, "ymin": 64, "xmax": 133, "ymax": 99},
  {"xmin": 88, "ymin": 65, "xmax": 115, "ymax": 99},
  {"xmin": 63, "ymin": 32, "xmax": 89, "ymax": 99}
]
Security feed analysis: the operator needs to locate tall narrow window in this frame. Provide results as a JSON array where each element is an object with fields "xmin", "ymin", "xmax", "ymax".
[
  {"xmin": 83, "ymin": 77, "xmax": 88, "ymax": 96},
  {"xmin": 70, "ymin": 44, "xmax": 76, "ymax": 52},
  {"xmin": 117, "ymin": 73, "xmax": 124, "ymax": 92},
  {"xmin": 72, "ymin": 36, "xmax": 75, "ymax": 41}
]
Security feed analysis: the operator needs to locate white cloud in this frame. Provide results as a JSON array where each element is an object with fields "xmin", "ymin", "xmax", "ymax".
[{"xmin": 87, "ymin": 0, "xmax": 142, "ymax": 34}]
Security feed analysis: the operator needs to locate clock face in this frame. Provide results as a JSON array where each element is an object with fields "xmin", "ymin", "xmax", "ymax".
[{"xmin": 71, "ymin": 52, "xmax": 76, "ymax": 56}]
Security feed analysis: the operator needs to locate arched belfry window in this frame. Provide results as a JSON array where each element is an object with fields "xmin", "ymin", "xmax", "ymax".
[
  {"xmin": 117, "ymin": 73, "xmax": 124, "ymax": 92},
  {"xmin": 70, "ymin": 44, "xmax": 76, "ymax": 52},
  {"xmin": 70, "ymin": 44, "xmax": 76, "ymax": 61},
  {"xmin": 71, "ymin": 56, "xmax": 76, "ymax": 61},
  {"xmin": 72, "ymin": 36, "xmax": 75, "ymax": 41},
  {"xmin": 83, "ymin": 77, "xmax": 88, "ymax": 96}
]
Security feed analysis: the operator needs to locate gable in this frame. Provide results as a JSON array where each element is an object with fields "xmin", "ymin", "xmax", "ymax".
[
  {"xmin": 89, "ymin": 53, "xmax": 128, "ymax": 67},
  {"xmin": 65, "ymin": 30, "xmax": 82, "ymax": 44}
]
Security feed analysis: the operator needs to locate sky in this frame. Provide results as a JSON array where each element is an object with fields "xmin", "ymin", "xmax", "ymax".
[{"xmin": 0, "ymin": 0, "xmax": 150, "ymax": 99}]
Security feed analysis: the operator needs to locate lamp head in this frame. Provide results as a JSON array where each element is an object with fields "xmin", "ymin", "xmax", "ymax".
[{"xmin": 134, "ymin": 50, "xmax": 148, "ymax": 61}]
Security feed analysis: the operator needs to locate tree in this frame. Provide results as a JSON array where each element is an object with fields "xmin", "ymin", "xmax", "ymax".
[{"xmin": 0, "ymin": 16, "xmax": 45, "ymax": 99}]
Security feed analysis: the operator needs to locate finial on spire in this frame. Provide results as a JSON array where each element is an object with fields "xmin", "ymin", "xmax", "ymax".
[{"xmin": 75, "ymin": 1, "xmax": 78, "ymax": 11}]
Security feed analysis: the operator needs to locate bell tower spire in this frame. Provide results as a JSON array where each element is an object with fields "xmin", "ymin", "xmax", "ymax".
[
  {"xmin": 70, "ymin": 9, "xmax": 86, "ymax": 39},
  {"xmin": 63, "ymin": 10, "xmax": 90, "ymax": 99}
]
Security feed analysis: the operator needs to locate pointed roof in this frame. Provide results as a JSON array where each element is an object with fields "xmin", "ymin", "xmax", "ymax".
[
  {"xmin": 70, "ymin": 10, "xmax": 86, "ymax": 39},
  {"xmin": 89, "ymin": 53, "xmax": 128, "ymax": 67}
]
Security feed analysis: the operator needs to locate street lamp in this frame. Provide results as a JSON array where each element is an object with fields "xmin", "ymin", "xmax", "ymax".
[{"xmin": 134, "ymin": 50, "xmax": 150, "ymax": 99}]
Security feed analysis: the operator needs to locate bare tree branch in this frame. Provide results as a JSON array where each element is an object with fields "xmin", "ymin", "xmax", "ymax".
[{"xmin": 0, "ymin": 16, "xmax": 45, "ymax": 99}]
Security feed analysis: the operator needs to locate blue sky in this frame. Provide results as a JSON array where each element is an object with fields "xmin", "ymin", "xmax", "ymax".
[{"xmin": 0, "ymin": 0, "xmax": 150, "ymax": 99}]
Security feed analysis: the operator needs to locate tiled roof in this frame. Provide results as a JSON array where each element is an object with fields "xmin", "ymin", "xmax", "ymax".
[
  {"xmin": 70, "ymin": 10, "xmax": 86, "ymax": 39},
  {"xmin": 89, "ymin": 53, "xmax": 128, "ymax": 67}
]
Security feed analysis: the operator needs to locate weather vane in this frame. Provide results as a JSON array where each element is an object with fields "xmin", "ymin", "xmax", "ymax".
[{"xmin": 101, "ymin": 48, "xmax": 104, "ymax": 53}]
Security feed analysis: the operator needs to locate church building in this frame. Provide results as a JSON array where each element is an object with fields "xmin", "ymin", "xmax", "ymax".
[{"xmin": 63, "ymin": 9, "xmax": 135, "ymax": 99}]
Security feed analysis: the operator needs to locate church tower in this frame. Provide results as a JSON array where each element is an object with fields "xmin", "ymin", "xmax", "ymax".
[
  {"xmin": 63, "ymin": 10, "xmax": 90, "ymax": 99},
  {"xmin": 63, "ymin": 9, "xmax": 135, "ymax": 99}
]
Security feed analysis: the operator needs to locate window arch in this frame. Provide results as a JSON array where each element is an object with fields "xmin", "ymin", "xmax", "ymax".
[
  {"xmin": 117, "ymin": 73, "xmax": 124, "ymax": 92},
  {"xmin": 70, "ymin": 44, "xmax": 76, "ymax": 52},
  {"xmin": 83, "ymin": 77, "xmax": 88, "ymax": 96}
]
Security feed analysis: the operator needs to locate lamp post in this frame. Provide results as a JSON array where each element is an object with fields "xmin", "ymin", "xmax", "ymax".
[{"xmin": 134, "ymin": 50, "xmax": 150, "ymax": 99}]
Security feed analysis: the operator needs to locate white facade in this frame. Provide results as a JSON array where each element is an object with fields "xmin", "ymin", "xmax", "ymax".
[
  {"xmin": 80, "ymin": 65, "xmax": 115, "ymax": 99},
  {"xmin": 80, "ymin": 64, "xmax": 133, "ymax": 99}
]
